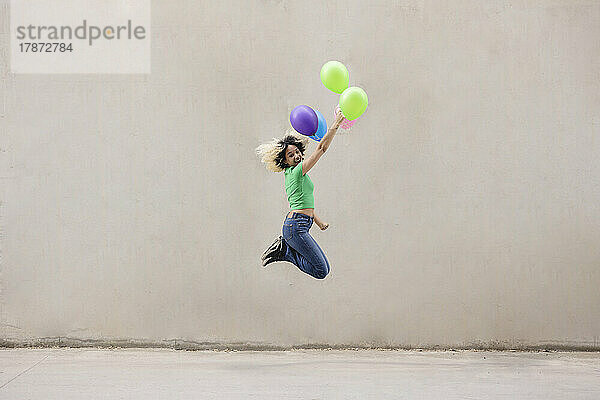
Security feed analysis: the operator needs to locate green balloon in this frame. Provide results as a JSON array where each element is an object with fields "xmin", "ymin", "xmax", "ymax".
[
  {"xmin": 320, "ymin": 61, "xmax": 349, "ymax": 94},
  {"xmin": 339, "ymin": 87, "xmax": 368, "ymax": 120}
]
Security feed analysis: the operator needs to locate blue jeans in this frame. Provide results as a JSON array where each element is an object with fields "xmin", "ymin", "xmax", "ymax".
[{"xmin": 282, "ymin": 213, "xmax": 330, "ymax": 279}]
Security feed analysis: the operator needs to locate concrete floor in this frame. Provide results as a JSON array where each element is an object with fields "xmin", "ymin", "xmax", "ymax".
[{"xmin": 0, "ymin": 349, "xmax": 599, "ymax": 399}]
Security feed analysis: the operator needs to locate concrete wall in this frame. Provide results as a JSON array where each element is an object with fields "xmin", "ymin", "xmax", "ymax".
[{"xmin": 1, "ymin": 0, "xmax": 599, "ymax": 349}]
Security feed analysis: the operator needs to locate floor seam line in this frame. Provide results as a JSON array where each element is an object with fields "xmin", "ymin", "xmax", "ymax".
[{"xmin": 0, "ymin": 354, "xmax": 51, "ymax": 390}]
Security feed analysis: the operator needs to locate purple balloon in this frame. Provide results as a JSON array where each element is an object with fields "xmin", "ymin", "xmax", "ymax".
[{"xmin": 290, "ymin": 105, "xmax": 318, "ymax": 135}]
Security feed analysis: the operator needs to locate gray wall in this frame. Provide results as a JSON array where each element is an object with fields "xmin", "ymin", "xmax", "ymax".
[{"xmin": 1, "ymin": 0, "xmax": 599, "ymax": 349}]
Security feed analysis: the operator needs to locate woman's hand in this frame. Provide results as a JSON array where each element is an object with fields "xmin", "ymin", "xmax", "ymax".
[
  {"xmin": 335, "ymin": 105, "xmax": 342, "ymax": 117},
  {"xmin": 319, "ymin": 222, "xmax": 329, "ymax": 231},
  {"xmin": 334, "ymin": 106, "xmax": 345, "ymax": 128}
]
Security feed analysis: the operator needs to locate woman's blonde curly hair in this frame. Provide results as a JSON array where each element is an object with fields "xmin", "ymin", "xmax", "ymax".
[{"xmin": 256, "ymin": 130, "xmax": 310, "ymax": 173}]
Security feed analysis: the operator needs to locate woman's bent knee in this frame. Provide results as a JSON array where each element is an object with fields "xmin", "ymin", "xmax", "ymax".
[
  {"xmin": 314, "ymin": 257, "xmax": 330, "ymax": 279},
  {"xmin": 313, "ymin": 267, "xmax": 329, "ymax": 279}
]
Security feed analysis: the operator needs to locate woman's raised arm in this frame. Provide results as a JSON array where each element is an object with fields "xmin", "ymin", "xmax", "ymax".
[{"xmin": 301, "ymin": 110, "xmax": 345, "ymax": 175}]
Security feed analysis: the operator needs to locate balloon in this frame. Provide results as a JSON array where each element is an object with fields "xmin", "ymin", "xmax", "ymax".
[
  {"xmin": 339, "ymin": 87, "xmax": 368, "ymax": 120},
  {"xmin": 320, "ymin": 61, "xmax": 349, "ymax": 94},
  {"xmin": 314, "ymin": 109, "xmax": 327, "ymax": 139},
  {"xmin": 290, "ymin": 105, "xmax": 318, "ymax": 135}
]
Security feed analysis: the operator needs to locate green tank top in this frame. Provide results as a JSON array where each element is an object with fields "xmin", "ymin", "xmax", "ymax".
[{"xmin": 284, "ymin": 162, "xmax": 314, "ymax": 209}]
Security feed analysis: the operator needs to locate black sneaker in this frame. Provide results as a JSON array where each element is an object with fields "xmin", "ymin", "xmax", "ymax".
[
  {"xmin": 261, "ymin": 236, "xmax": 284, "ymax": 266},
  {"xmin": 261, "ymin": 236, "xmax": 281, "ymax": 260}
]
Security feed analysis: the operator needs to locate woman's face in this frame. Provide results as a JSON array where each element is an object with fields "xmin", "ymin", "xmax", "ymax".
[{"xmin": 284, "ymin": 144, "xmax": 302, "ymax": 167}]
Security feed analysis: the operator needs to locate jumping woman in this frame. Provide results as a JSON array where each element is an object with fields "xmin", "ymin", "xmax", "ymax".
[{"xmin": 256, "ymin": 108, "xmax": 346, "ymax": 279}]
